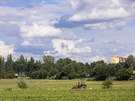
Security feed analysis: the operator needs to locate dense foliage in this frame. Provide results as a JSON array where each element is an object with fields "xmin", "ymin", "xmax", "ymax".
[{"xmin": 0, "ymin": 55, "xmax": 135, "ymax": 80}]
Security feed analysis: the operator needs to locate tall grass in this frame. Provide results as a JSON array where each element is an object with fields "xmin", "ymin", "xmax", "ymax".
[{"xmin": 0, "ymin": 80, "xmax": 134, "ymax": 101}]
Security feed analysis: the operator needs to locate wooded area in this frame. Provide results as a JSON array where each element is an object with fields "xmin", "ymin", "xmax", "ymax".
[{"xmin": 0, "ymin": 55, "xmax": 135, "ymax": 80}]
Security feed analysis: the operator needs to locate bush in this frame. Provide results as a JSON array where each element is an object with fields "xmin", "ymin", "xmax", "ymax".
[
  {"xmin": 17, "ymin": 78, "xmax": 28, "ymax": 89},
  {"xmin": 102, "ymin": 78, "xmax": 113, "ymax": 89}
]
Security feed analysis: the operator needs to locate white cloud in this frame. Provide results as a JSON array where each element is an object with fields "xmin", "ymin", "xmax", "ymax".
[
  {"xmin": 1, "ymin": 3, "xmax": 64, "ymax": 38},
  {"xmin": 84, "ymin": 21, "xmax": 127, "ymax": 30},
  {"xmin": 21, "ymin": 40, "xmax": 31, "ymax": 46},
  {"xmin": 21, "ymin": 38, "xmax": 45, "ymax": 46},
  {"xmin": 0, "ymin": 41, "xmax": 14, "ymax": 56},
  {"xmin": 104, "ymin": 40, "xmax": 120, "ymax": 44},
  {"xmin": 20, "ymin": 24, "xmax": 62, "ymax": 38},
  {"xmin": 0, "ymin": 6, "xmax": 26, "ymax": 18},
  {"xmin": 70, "ymin": 0, "xmax": 81, "ymax": 10},
  {"xmin": 111, "ymin": 0, "xmax": 120, "ymax": 7},
  {"xmin": 89, "ymin": 56, "xmax": 107, "ymax": 62},
  {"xmin": 69, "ymin": 7, "xmax": 129, "ymax": 21},
  {"xmin": 1, "ymin": 0, "xmax": 134, "ymax": 63},
  {"xmin": 130, "ymin": 2, "xmax": 135, "ymax": 17},
  {"xmin": 131, "ymin": 2, "xmax": 135, "ymax": 9},
  {"xmin": 125, "ymin": 51, "xmax": 135, "ymax": 57},
  {"xmin": 112, "ymin": 48, "xmax": 118, "ymax": 52},
  {"xmin": 66, "ymin": 0, "xmax": 132, "ymax": 30},
  {"xmin": 52, "ymin": 39, "xmax": 91, "ymax": 57},
  {"xmin": 69, "ymin": 55, "xmax": 107, "ymax": 63}
]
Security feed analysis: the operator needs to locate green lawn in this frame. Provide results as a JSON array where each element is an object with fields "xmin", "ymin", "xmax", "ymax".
[{"xmin": 0, "ymin": 79, "xmax": 134, "ymax": 101}]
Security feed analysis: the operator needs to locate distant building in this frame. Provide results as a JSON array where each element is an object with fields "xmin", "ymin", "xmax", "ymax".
[{"xmin": 111, "ymin": 56, "xmax": 126, "ymax": 64}]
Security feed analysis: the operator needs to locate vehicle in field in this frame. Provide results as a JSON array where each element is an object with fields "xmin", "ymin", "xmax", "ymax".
[{"xmin": 72, "ymin": 82, "xmax": 87, "ymax": 89}]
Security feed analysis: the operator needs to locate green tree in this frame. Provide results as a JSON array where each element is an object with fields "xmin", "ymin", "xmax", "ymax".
[
  {"xmin": 80, "ymin": 71, "xmax": 87, "ymax": 78},
  {"xmin": 43, "ymin": 55, "xmax": 55, "ymax": 63},
  {"xmin": 4, "ymin": 54, "xmax": 14, "ymax": 78},
  {"xmin": 42, "ymin": 55, "xmax": 55, "ymax": 73},
  {"xmin": 50, "ymin": 68, "xmax": 58, "ymax": 76},
  {"xmin": 34, "ymin": 60, "xmax": 42, "ymax": 71},
  {"xmin": 68, "ymin": 72, "xmax": 79, "ymax": 79},
  {"xmin": 116, "ymin": 68, "xmax": 132, "ymax": 80},
  {"xmin": 0, "ymin": 56, "xmax": 5, "ymax": 78},
  {"xmin": 107, "ymin": 64, "xmax": 116, "ymax": 77},
  {"xmin": 5, "ymin": 54, "xmax": 13, "ymax": 71},
  {"xmin": 92, "ymin": 61, "xmax": 108, "ymax": 80},
  {"xmin": 84, "ymin": 62, "xmax": 92, "ymax": 77},
  {"xmin": 26, "ymin": 57, "xmax": 35, "ymax": 76},
  {"xmin": 31, "ymin": 70, "xmax": 48, "ymax": 79},
  {"xmin": 125, "ymin": 55, "xmax": 135, "ymax": 70},
  {"xmin": 13, "ymin": 55, "xmax": 27, "ymax": 74},
  {"xmin": 56, "ymin": 58, "xmax": 73, "ymax": 72},
  {"xmin": 62, "ymin": 64, "xmax": 75, "ymax": 76}
]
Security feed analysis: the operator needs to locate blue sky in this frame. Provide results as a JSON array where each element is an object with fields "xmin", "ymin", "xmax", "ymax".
[{"xmin": 0, "ymin": 0, "xmax": 135, "ymax": 63}]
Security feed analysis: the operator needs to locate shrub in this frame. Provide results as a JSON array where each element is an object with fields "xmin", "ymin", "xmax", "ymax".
[
  {"xmin": 102, "ymin": 78, "xmax": 113, "ymax": 89},
  {"xmin": 17, "ymin": 78, "xmax": 28, "ymax": 89}
]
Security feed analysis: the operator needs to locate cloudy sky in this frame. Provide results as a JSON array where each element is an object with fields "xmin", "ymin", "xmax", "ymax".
[{"xmin": 0, "ymin": 0, "xmax": 135, "ymax": 63}]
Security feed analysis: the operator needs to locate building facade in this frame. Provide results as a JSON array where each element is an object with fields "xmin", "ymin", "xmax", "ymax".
[{"xmin": 111, "ymin": 56, "xmax": 126, "ymax": 64}]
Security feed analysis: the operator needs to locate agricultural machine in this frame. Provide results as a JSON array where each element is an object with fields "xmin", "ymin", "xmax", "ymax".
[{"xmin": 72, "ymin": 82, "xmax": 87, "ymax": 89}]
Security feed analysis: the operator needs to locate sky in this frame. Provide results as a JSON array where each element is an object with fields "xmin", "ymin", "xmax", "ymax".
[{"xmin": 0, "ymin": 0, "xmax": 135, "ymax": 63}]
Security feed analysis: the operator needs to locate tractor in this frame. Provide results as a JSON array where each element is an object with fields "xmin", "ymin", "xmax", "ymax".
[{"xmin": 72, "ymin": 82, "xmax": 87, "ymax": 89}]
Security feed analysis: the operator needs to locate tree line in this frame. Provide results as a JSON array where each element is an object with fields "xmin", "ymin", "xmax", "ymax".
[{"xmin": 0, "ymin": 55, "xmax": 135, "ymax": 80}]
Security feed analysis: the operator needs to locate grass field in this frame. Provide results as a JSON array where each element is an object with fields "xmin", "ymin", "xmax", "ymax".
[{"xmin": 0, "ymin": 79, "xmax": 135, "ymax": 101}]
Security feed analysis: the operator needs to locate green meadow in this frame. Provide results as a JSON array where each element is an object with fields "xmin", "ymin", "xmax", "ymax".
[{"xmin": 0, "ymin": 79, "xmax": 135, "ymax": 101}]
